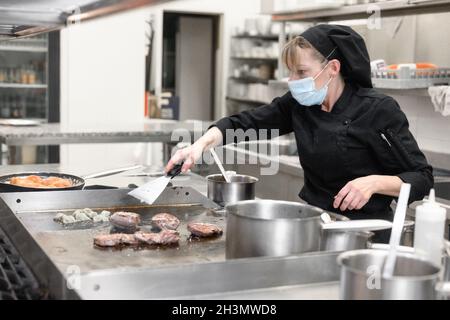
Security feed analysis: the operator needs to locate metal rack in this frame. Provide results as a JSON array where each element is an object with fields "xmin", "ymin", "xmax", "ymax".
[
  {"xmin": 272, "ymin": 0, "xmax": 450, "ymax": 22},
  {"xmin": 231, "ymin": 56, "xmax": 278, "ymax": 61},
  {"xmin": 229, "ymin": 76, "xmax": 270, "ymax": 84},
  {"xmin": 0, "ymin": 83, "xmax": 47, "ymax": 89},
  {"xmin": 232, "ymin": 34, "xmax": 279, "ymax": 41},
  {"xmin": 268, "ymin": 0, "xmax": 450, "ymax": 94},
  {"xmin": 371, "ymin": 67, "xmax": 450, "ymax": 89},
  {"xmin": 227, "ymin": 32, "xmax": 281, "ymax": 115},
  {"xmin": 226, "ymin": 96, "xmax": 270, "ymax": 105}
]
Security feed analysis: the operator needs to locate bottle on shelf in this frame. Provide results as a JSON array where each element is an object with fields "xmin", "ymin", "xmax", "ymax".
[{"xmin": 0, "ymin": 95, "xmax": 10, "ymax": 118}]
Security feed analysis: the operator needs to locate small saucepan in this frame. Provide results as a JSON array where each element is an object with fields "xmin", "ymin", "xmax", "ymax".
[
  {"xmin": 206, "ymin": 173, "xmax": 258, "ymax": 207},
  {"xmin": 0, "ymin": 165, "xmax": 143, "ymax": 192}
]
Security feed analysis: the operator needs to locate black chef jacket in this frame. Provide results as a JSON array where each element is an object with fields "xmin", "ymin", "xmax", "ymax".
[{"xmin": 213, "ymin": 84, "xmax": 433, "ymax": 220}]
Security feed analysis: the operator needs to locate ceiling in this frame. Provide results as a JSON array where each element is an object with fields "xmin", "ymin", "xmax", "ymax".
[{"xmin": 0, "ymin": 0, "xmax": 171, "ymax": 38}]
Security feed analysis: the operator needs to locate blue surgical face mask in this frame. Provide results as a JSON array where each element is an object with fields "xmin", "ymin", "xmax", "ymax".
[{"xmin": 288, "ymin": 63, "xmax": 333, "ymax": 106}]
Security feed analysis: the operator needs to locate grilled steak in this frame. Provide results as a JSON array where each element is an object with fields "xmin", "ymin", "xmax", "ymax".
[
  {"xmin": 187, "ymin": 223, "xmax": 223, "ymax": 238},
  {"xmin": 94, "ymin": 233, "xmax": 140, "ymax": 247},
  {"xmin": 134, "ymin": 230, "xmax": 180, "ymax": 245},
  {"xmin": 120, "ymin": 234, "xmax": 140, "ymax": 245},
  {"xmin": 110, "ymin": 211, "xmax": 141, "ymax": 233},
  {"xmin": 94, "ymin": 234, "xmax": 126, "ymax": 247},
  {"xmin": 151, "ymin": 213, "xmax": 180, "ymax": 230}
]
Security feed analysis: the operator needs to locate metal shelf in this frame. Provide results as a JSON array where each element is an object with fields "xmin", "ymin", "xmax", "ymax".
[
  {"xmin": 266, "ymin": 79, "xmax": 434, "ymax": 97},
  {"xmin": 231, "ymin": 56, "xmax": 278, "ymax": 62},
  {"xmin": 0, "ymin": 83, "xmax": 47, "ymax": 89},
  {"xmin": 232, "ymin": 34, "xmax": 279, "ymax": 41},
  {"xmin": 229, "ymin": 76, "xmax": 271, "ymax": 84},
  {"xmin": 376, "ymin": 87, "xmax": 430, "ymax": 97},
  {"xmin": 272, "ymin": 0, "xmax": 450, "ymax": 22},
  {"xmin": 0, "ymin": 45, "xmax": 47, "ymax": 52},
  {"xmin": 226, "ymin": 96, "xmax": 269, "ymax": 105}
]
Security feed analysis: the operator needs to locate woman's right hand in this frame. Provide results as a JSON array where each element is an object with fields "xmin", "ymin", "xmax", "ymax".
[
  {"xmin": 164, "ymin": 126, "xmax": 223, "ymax": 174},
  {"xmin": 165, "ymin": 142, "xmax": 205, "ymax": 173}
]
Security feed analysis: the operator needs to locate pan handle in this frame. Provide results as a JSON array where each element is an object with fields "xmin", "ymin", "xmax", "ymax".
[{"xmin": 82, "ymin": 165, "xmax": 144, "ymax": 180}]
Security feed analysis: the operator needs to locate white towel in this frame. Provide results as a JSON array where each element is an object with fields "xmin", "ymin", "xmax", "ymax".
[{"xmin": 428, "ymin": 86, "xmax": 450, "ymax": 117}]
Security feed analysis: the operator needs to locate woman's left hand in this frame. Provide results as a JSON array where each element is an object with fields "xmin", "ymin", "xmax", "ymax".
[{"xmin": 333, "ymin": 175, "xmax": 380, "ymax": 211}]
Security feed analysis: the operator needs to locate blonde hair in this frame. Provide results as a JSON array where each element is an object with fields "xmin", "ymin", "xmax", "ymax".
[{"xmin": 282, "ymin": 36, "xmax": 327, "ymax": 71}]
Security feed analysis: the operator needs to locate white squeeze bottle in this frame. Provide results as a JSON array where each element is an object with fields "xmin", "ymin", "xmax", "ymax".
[{"xmin": 414, "ymin": 189, "xmax": 447, "ymax": 267}]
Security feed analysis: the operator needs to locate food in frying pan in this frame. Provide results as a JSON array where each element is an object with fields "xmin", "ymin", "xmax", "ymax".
[
  {"xmin": 94, "ymin": 233, "xmax": 139, "ymax": 247},
  {"xmin": 54, "ymin": 208, "xmax": 111, "ymax": 225},
  {"xmin": 134, "ymin": 230, "xmax": 180, "ymax": 245},
  {"xmin": 109, "ymin": 211, "xmax": 141, "ymax": 233},
  {"xmin": 187, "ymin": 222, "xmax": 223, "ymax": 238},
  {"xmin": 151, "ymin": 213, "xmax": 180, "ymax": 230},
  {"xmin": 9, "ymin": 175, "xmax": 73, "ymax": 188}
]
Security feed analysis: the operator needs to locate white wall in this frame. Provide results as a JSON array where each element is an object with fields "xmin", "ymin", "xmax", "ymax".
[
  {"xmin": 391, "ymin": 94, "xmax": 450, "ymax": 156},
  {"xmin": 60, "ymin": 9, "xmax": 148, "ymax": 171}
]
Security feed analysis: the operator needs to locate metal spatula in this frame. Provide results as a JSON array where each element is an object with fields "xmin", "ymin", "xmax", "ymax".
[{"xmin": 127, "ymin": 163, "xmax": 184, "ymax": 205}]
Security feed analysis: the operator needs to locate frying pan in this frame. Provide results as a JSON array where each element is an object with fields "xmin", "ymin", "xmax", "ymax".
[{"xmin": 0, "ymin": 165, "xmax": 143, "ymax": 192}]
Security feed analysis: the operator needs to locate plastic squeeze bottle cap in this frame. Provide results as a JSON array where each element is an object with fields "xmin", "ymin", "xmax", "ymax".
[
  {"xmin": 423, "ymin": 189, "xmax": 445, "ymax": 214},
  {"xmin": 419, "ymin": 189, "xmax": 446, "ymax": 220},
  {"xmin": 429, "ymin": 188, "xmax": 436, "ymax": 203}
]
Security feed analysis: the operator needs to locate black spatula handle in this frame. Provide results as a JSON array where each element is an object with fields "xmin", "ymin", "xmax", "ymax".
[{"xmin": 167, "ymin": 162, "xmax": 184, "ymax": 178}]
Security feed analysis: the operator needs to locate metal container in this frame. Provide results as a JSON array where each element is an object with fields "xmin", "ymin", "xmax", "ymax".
[
  {"xmin": 321, "ymin": 230, "xmax": 373, "ymax": 252},
  {"xmin": 226, "ymin": 200, "xmax": 323, "ymax": 259},
  {"xmin": 320, "ymin": 212, "xmax": 373, "ymax": 252},
  {"xmin": 338, "ymin": 249, "xmax": 442, "ymax": 300},
  {"xmin": 206, "ymin": 174, "xmax": 258, "ymax": 206},
  {"xmin": 401, "ymin": 220, "xmax": 415, "ymax": 247}
]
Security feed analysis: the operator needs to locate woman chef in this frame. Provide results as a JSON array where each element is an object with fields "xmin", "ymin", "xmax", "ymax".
[{"xmin": 165, "ymin": 24, "xmax": 433, "ymax": 242}]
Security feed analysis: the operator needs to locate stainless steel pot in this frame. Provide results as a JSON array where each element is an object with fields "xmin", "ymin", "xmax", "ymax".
[
  {"xmin": 206, "ymin": 174, "xmax": 258, "ymax": 206},
  {"xmin": 321, "ymin": 230, "xmax": 373, "ymax": 252},
  {"xmin": 226, "ymin": 200, "xmax": 323, "ymax": 259},
  {"xmin": 338, "ymin": 249, "xmax": 443, "ymax": 300},
  {"xmin": 401, "ymin": 220, "xmax": 415, "ymax": 247}
]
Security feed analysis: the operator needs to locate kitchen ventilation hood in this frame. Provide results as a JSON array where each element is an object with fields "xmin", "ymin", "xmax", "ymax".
[{"xmin": 0, "ymin": 0, "xmax": 171, "ymax": 39}]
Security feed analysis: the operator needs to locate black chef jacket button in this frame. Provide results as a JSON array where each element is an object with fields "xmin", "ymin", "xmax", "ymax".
[{"xmin": 343, "ymin": 120, "xmax": 350, "ymax": 125}]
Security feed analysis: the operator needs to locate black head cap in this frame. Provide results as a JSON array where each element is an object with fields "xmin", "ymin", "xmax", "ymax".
[{"xmin": 301, "ymin": 24, "xmax": 372, "ymax": 88}]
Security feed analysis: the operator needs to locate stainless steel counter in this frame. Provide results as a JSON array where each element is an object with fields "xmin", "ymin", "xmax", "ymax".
[
  {"xmin": 0, "ymin": 120, "xmax": 211, "ymax": 164},
  {"xmin": 0, "ymin": 163, "xmax": 342, "ymax": 300},
  {"xmin": 0, "ymin": 120, "xmax": 210, "ymax": 145}
]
